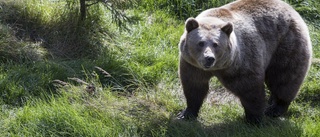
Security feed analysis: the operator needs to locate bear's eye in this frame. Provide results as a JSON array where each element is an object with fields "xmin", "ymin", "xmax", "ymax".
[
  {"xmin": 198, "ymin": 41, "xmax": 205, "ymax": 47},
  {"xmin": 212, "ymin": 43, "xmax": 218, "ymax": 47}
]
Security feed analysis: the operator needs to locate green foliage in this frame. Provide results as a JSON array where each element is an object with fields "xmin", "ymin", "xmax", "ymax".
[
  {"xmin": 286, "ymin": 0, "xmax": 320, "ymax": 25},
  {"xmin": 309, "ymin": 25, "xmax": 320, "ymax": 58},
  {"xmin": 138, "ymin": 0, "xmax": 234, "ymax": 20}
]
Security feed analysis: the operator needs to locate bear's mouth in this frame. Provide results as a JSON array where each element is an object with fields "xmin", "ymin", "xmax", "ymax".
[
  {"xmin": 204, "ymin": 64, "xmax": 212, "ymax": 69},
  {"xmin": 203, "ymin": 62, "xmax": 215, "ymax": 69}
]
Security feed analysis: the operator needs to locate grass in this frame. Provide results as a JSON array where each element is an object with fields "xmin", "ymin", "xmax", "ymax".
[{"xmin": 0, "ymin": 0, "xmax": 320, "ymax": 136}]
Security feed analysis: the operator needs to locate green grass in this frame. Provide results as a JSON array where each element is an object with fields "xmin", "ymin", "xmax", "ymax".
[{"xmin": 0, "ymin": 0, "xmax": 320, "ymax": 136}]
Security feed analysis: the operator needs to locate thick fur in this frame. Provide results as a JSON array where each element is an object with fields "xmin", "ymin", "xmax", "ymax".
[{"xmin": 178, "ymin": 0, "xmax": 312, "ymax": 123}]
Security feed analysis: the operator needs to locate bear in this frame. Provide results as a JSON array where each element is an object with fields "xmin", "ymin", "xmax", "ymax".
[{"xmin": 177, "ymin": 0, "xmax": 312, "ymax": 124}]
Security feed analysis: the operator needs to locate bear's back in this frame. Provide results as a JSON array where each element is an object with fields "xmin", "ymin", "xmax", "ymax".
[
  {"xmin": 197, "ymin": 0, "xmax": 302, "ymax": 30},
  {"xmin": 196, "ymin": 0, "xmax": 310, "ymax": 70}
]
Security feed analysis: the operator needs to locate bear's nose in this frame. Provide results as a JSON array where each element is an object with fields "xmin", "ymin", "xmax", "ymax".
[{"xmin": 205, "ymin": 56, "xmax": 215, "ymax": 64}]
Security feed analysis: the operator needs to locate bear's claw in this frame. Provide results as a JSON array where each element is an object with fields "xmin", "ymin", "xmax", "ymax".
[{"xmin": 176, "ymin": 109, "xmax": 198, "ymax": 120}]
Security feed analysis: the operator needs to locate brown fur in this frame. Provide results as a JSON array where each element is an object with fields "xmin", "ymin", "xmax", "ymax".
[{"xmin": 177, "ymin": 0, "xmax": 312, "ymax": 124}]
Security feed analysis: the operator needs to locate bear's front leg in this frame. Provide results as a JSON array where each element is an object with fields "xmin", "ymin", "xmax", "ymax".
[
  {"xmin": 177, "ymin": 78, "xmax": 209, "ymax": 120},
  {"xmin": 237, "ymin": 83, "xmax": 266, "ymax": 124},
  {"xmin": 177, "ymin": 59, "xmax": 211, "ymax": 120}
]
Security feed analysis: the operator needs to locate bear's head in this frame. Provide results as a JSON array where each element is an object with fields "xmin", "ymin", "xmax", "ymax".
[{"xmin": 179, "ymin": 17, "xmax": 235, "ymax": 71}]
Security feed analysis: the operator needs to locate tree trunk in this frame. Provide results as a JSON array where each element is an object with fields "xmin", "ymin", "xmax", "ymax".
[{"xmin": 80, "ymin": 0, "xmax": 86, "ymax": 21}]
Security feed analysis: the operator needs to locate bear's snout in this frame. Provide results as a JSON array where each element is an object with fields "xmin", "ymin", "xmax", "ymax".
[{"xmin": 204, "ymin": 56, "xmax": 215, "ymax": 68}]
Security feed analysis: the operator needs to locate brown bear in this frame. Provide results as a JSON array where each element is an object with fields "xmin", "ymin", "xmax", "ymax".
[{"xmin": 177, "ymin": 0, "xmax": 312, "ymax": 124}]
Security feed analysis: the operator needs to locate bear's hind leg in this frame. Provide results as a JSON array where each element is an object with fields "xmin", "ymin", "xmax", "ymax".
[
  {"xmin": 265, "ymin": 25, "xmax": 311, "ymax": 117},
  {"xmin": 265, "ymin": 56, "xmax": 309, "ymax": 117}
]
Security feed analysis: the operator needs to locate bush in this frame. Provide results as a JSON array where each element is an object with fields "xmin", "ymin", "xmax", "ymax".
[{"xmin": 138, "ymin": 0, "xmax": 234, "ymax": 20}]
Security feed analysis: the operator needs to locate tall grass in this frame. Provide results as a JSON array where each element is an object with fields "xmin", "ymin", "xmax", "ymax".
[{"xmin": 1, "ymin": 95, "xmax": 140, "ymax": 136}]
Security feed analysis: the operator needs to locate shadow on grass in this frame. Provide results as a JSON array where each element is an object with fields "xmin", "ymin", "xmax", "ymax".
[
  {"xmin": 0, "ymin": 0, "xmax": 141, "ymax": 59},
  {"xmin": 127, "ymin": 100, "xmax": 303, "ymax": 137},
  {"xmin": 162, "ymin": 116, "xmax": 303, "ymax": 137},
  {"xmin": 0, "ymin": 1, "xmax": 106, "ymax": 59}
]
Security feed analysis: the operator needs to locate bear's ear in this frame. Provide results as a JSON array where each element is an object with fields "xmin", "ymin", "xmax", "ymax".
[
  {"xmin": 221, "ymin": 22, "xmax": 233, "ymax": 36},
  {"xmin": 185, "ymin": 18, "xmax": 199, "ymax": 33}
]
